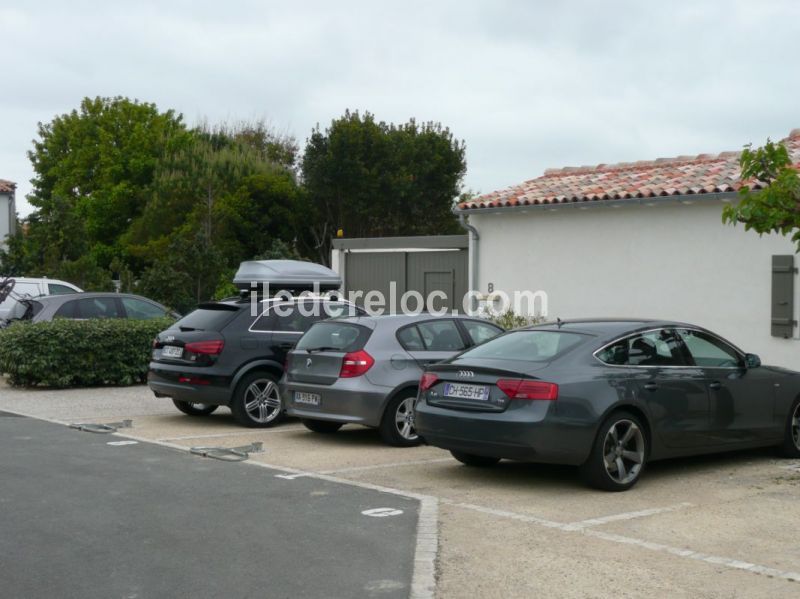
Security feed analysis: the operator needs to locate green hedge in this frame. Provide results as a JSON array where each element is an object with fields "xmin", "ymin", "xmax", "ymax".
[{"xmin": 0, "ymin": 317, "xmax": 174, "ymax": 388}]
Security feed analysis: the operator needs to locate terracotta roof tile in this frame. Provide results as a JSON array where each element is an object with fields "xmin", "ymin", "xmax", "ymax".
[
  {"xmin": 458, "ymin": 130, "xmax": 800, "ymax": 211},
  {"xmin": 0, "ymin": 179, "xmax": 16, "ymax": 193}
]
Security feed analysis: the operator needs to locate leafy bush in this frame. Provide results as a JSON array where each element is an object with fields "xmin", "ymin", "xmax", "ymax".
[
  {"xmin": 0, "ymin": 317, "xmax": 174, "ymax": 388},
  {"xmin": 485, "ymin": 308, "xmax": 544, "ymax": 330}
]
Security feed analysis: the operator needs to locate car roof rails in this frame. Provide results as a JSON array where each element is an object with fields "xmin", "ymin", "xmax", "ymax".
[{"xmin": 233, "ymin": 260, "xmax": 342, "ymax": 296}]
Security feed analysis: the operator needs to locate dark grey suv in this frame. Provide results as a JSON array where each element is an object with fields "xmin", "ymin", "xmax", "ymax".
[
  {"xmin": 282, "ymin": 314, "xmax": 503, "ymax": 446},
  {"xmin": 148, "ymin": 297, "xmax": 362, "ymax": 427}
]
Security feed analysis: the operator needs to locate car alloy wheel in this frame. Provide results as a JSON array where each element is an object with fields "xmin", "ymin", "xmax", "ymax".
[
  {"xmin": 231, "ymin": 371, "xmax": 285, "ymax": 427},
  {"xmin": 243, "ymin": 378, "xmax": 282, "ymax": 424},
  {"xmin": 602, "ymin": 419, "xmax": 645, "ymax": 486},
  {"xmin": 791, "ymin": 403, "xmax": 800, "ymax": 451},
  {"xmin": 395, "ymin": 396, "xmax": 418, "ymax": 442},
  {"xmin": 379, "ymin": 393, "xmax": 422, "ymax": 447}
]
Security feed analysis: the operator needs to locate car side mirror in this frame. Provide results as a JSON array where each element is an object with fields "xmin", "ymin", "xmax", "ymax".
[{"xmin": 745, "ymin": 353, "xmax": 761, "ymax": 369}]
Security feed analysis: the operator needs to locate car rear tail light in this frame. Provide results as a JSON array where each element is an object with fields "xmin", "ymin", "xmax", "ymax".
[
  {"xmin": 184, "ymin": 340, "xmax": 225, "ymax": 355},
  {"xmin": 420, "ymin": 373, "xmax": 439, "ymax": 391},
  {"xmin": 339, "ymin": 350, "xmax": 374, "ymax": 378},
  {"xmin": 178, "ymin": 376, "xmax": 210, "ymax": 385},
  {"xmin": 496, "ymin": 379, "xmax": 558, "ymax": 401}
]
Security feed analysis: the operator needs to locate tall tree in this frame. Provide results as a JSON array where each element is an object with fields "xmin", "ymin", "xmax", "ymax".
[
  {"xmin": 26, "ymin": 96, "xmax": 191, "ymax": 271},
  {"xmin": 126, "ymin": 124, "xmax": 304, "ymax": 306},
  {"xmin": 6, "ymin": 98, "xmax": 306, "ymax": 310},
  {"xmin": 723, "ymin": 138, "xmax": 800, "ymax": 250},
  {"xmin": 301, "ymin": 111, "xmax": 466, "ymax": 263}
]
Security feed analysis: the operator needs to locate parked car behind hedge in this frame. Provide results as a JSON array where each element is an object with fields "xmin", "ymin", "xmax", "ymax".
[
  {"xmin": 12, "ymin": 292, "xmax": 177, "ymax": 324},
  {"xmin": 0, "ymin": 317, "xmax": 174, "ymax": 387}
]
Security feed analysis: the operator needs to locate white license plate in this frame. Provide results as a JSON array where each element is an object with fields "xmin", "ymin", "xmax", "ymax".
[
  {"xmin": 294, "ymin": 391, "xmax": 321, "ymax": 406},
  {"xmin": 443, "ymin": 383, "xmax": 490, "ymax": 401},
  {"xmin": 162, "ymin": 346, "xmax": 183, "ymax": 359}
]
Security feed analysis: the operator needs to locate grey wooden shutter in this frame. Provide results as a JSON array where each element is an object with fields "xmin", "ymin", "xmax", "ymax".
[{"xmin": 771, "ymin": 255, "xmax": 797, "ymax": 338}]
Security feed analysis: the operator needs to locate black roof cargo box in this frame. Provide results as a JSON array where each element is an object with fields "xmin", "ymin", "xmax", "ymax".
[{"xmin": 233, "ymin": 260, "xmax": 342, "ymax": 292}]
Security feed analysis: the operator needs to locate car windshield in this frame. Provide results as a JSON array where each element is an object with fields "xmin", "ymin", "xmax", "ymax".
[
  {"xmin": 296, "ymin": 322, "xmax": 371, "ymax": 352},
  {"xmin": 457, "ymin": 330, "xmax": 588, "ymax": 362}
]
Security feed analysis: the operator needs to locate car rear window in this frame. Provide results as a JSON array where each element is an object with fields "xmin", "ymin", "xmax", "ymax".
[
  {"xmin": 296, "ymin": 322, "xmax": 371, "ymax": 353},
  {"xmin": 252, "ymin": 301, "xmax": 360, "ymax": 333},
  {"xmin": 173, "ymin": 304, "xmax": 241, "ymax": 332},
  {"xmin": 458, "ymin": 330, "xmax": 587, "ymax": 362}
]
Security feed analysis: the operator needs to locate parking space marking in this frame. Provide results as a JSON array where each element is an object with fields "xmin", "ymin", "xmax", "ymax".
[
  {"xmin": 0, "ymin": 409, "xmax": 440, "ymax": 599},
  {"xmin": 447, "ymin": 499, "xmax": 800, "ymax": 584},
  {"xmin": 443, "ymin": 500, "xmax": 569, "ymax": 530},
  {"xmin": 275, "ymin": 457, "xmax": 454, "ymax": 480},
  {"xmin": 9, "ymin": 406, "xmax": 799, "ymax": 593},
  {"xmin": 562, "ymin": 502, "xmax": 694, "ymax": 531},
  {"xmin": 362, "ymin": 507, "xmax": 404, "ymax": 517},
  {"xmin": 158, "ymin": 427, "xmax": 306, "ymax": 441},
  {"xmin": 584, "ymin": 528, "xmax": 800, "ymax": 582}
]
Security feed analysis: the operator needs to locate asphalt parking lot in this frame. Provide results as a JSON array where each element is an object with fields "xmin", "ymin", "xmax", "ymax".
[{"xmin": 2, "ymin": 382, "xmax": 800, "ymax": 598}]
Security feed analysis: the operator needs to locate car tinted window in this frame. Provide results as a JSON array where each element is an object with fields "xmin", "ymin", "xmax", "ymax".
[
  {"xmin": 462, "ymin": 320, "xmax": 503, "ymax": 345},
  {"xmin": 397, "ymin": 325, "xmax": 425, "ymax": 351},
  {"xmin": 596, "ymin": 329, "xmax": 688, "ymax": 366},
  {"xmin": 54, "ymin": 300, "xmax": 79, "ymax": 319},
  {"xmin": 461, "ymin": 330, "xmax": 586, "ymax": 361},
  {"xmin": 676, "ymin": 329, "xmax": 741, "ymax": 368},
  {"xmin": 122, "ymin": 297, "xmax": 167, "ymax": 320},
  {"xmin": 296, "ymin": 322, "xmax": 371, "ymax": 352},
  {"xmin": 77, "ymin": 297, "xmax": 122, "ymax": 319},
  {"xmin": 416, "ymin": 320, "xmax": 465, "ymax": 351},
  {"xmin": 48, "ymin": 283, "xmax": 77, "ymax": 295},
  {"xmin": 174, "ymin": 305, "xmax": 240, "ymax": 331}
]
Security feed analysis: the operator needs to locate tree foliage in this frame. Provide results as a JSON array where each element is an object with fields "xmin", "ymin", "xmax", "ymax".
[
  {"xmin": 723, "ymin": 139, "xmax": 800, "ymax": 249},
  {"xmin": 2, "ymin": 102, "xmax": 468, "ymax": 315},
  {"xmin": 3, "ymin": 98, "xmax": 305, "ymax": 313},
  {"xmin": 301, "ymin": 110, "xmax": 466, "ymax": 263},
  {"xmin": 26, "ymin": 96, "xmax": 192, "ymax": 270}
]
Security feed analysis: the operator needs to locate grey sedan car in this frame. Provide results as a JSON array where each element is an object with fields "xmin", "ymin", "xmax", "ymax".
[
  {"xmin": 415, "ymin": 319, "xmax": 800, "ymax": 491},
  {"xmin": 282, "ymin": 314, "xmax": 503, "ymax": 446}
]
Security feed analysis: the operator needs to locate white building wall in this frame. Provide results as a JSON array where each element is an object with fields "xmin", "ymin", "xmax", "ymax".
[{"xmin": 470, "ymin": 201, "xmax": 800, "ymax": 369}]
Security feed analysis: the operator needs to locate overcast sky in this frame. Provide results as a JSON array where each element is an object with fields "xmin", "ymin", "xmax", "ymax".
[{"xmin": 2, "ymin": 0, "xmax": 799, "ymax": 217}]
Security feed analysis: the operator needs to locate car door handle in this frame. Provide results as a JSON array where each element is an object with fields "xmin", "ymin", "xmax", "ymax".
[
  {"xmin": 644, "ymin": 383, "xmax": 658, "ymax": 391},
  {"xmin": 278, "ymin": 342, "xmax": 295, "ymax": 350},
  {"xmin": 709, "ymin": 381, "xmax": 722, "ymax": 391}
]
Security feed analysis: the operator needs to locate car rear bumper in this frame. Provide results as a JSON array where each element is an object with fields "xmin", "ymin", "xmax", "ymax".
[
  {"xmin": 148, "ymin": 363, "xmax": 232, "ymax": 406},
  {"xmin": 281, "ymin": 378, "xmax": 390, "ymax": 427},
  {"xmin": 415, "ymin": 398, "xmax": 591, "ymax": 466}
]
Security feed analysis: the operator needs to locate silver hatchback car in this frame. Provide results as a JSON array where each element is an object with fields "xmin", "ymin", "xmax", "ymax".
[{"xmin": 281, "ymin": 314, "xmax": 503, "ymax": 446}]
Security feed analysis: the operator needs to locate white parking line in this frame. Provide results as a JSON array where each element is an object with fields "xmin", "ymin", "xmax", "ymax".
[
  {"xmin": 447, "ymin": 500, "xmax": 800, "ymax": 584},
  {"xmin": 159, "ymin": 427, "xmax": 305, "ymax": 442},
  {"xmin": 275, "ymin": 457, "xmax": 454, "ymax": 480},
  {"xmin": 8, "ymin": 406, "xmax": 799, "ymax": 592},
  {"xmin": 0, "ymin": 408, "xmax": 440, "ymax": 599},
  {"xmin": 584, "ymin": 528, "xmax": 800, "ymax": 582},
  {"xmin": 563, "ymin": 502, "xmax": 694, "ymax": 531}
]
